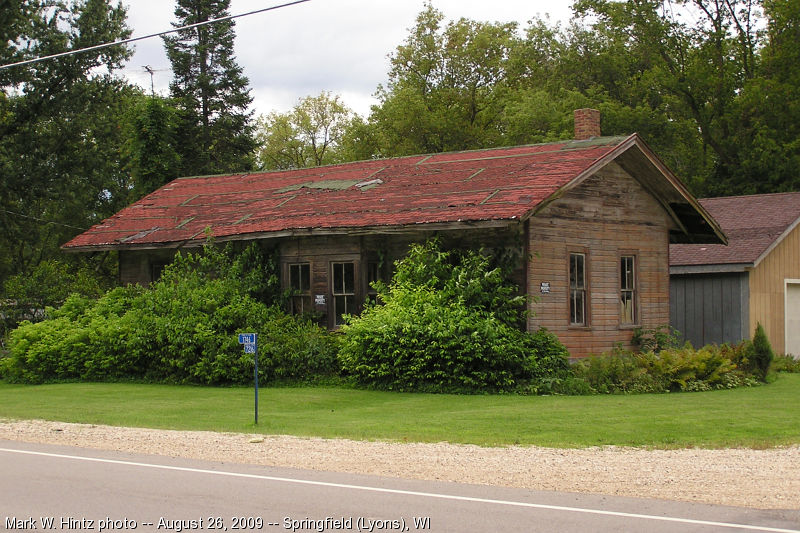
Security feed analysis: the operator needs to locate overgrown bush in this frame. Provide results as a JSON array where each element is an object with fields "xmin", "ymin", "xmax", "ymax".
[
  {"xmin": 570, "ymin": 343, "xmax": 759, "ymax": 394},
  {"xmin": 632, "ymin": 325, "xmax": 682, "ymax": 353},
  {"xmin": 772, "ymin": 353, "xmax": 800, "ymax": 373},
  {"xmin": 339, "ymin": 240, "xmax": 569, "ymax": 393},
  {"xmin": 1, "ymin": 243, "xmax": 337, "ymax": 384}
]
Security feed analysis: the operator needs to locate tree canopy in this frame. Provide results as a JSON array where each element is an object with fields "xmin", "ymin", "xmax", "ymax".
[
  {"xmin": 255, "ymin": 92, "xmax": 355, "ymax": 170},
  {"xmin": 348, "ymin": 0, "xmax": 799, "ymax": 197},
  {"xmin": 0, "ymin": 0, "xmax": 134, "ymax": 286},
  {"xmin": 2, "ymin": 0, "xmax": 799, "ymax": 298}
]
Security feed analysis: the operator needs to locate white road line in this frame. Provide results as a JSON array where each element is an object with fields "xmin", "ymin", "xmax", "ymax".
[{"xmin": 2, "ymin": 447, "xmax": 798, "ymax": 533}]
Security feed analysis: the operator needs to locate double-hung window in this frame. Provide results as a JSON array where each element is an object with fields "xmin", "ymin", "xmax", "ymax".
[
  {"xmin": 150, "ymin": 261, "xmax": 167, "ymax": 283},
  {"xmin": 569, "ymin": 252, "xmax": 587, "ymax": 326},
  {"xmin": 332, "ymin": 262, "xmax": 355, "ymax": 326},
  {"xmin": 366, "ymin": 261, "xmax": 381, "ymax": 305},
  {"xmin": 289, "ymin": 263, "xmax": 311, "ymax": 314},
  {"xmin": 620, "ymin": 255, "xmax": 637, "ymax": 325}
]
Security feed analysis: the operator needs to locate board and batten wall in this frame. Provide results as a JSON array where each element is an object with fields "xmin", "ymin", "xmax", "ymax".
[
  {"xmin": 528, "ymin": 162, "xmax": 675, "ymax": 358},
  {"xmin": 669, "ymin": 222, "xmax": 800, "ymax": 355},
  {"xmin": 669, "ymin": 272, "xmax": 749, "ymax": 348}
]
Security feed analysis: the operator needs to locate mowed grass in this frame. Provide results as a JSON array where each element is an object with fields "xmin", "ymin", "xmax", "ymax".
[{"xmin": 1, "ymin": 374, "xmax": 799, "ymax": 448}]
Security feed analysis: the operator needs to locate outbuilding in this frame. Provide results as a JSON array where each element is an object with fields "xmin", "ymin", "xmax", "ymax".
[
  {"xmin": 63, "ymin": 110, "xmax": 724, "ymax": 357},
  {"xmin": 670, "ymin": 192, "xmax": 800, "ymax": 356}
]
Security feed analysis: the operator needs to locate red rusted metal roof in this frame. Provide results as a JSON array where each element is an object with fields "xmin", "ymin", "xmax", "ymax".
[
  {"xmin": 62, "ymin": 134, "xmax": 681, "ymax": 250},
  {"xmin": 670, "ymin": 192, "xmax": 800, "ymax": 268}
]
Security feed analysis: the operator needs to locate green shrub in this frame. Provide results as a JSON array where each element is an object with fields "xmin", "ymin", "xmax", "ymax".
[
  {"xmin": 571, "ymin": 349, "xmax": 660, "ymax": 394},
  {"xmin": 772, "ymin": 353, "xmax": 800, "ymax": 373},
  {"xmin": 632, "ymin": 325, "xmax": 682, "ymax": 352},
  {"xmin": 747, "ymin": 323, "xmax": 775, "ymax": 381},
  {"xmin": 339, "ymin": 240, "xmax": 569, "ymax": 393},
  {"xmin": 572, "ymin": 343, "xmax": 758, "ymax": 394},
  {"xmin": 1, "ymin": 244, "xmax": 337, "ymax": 385}
]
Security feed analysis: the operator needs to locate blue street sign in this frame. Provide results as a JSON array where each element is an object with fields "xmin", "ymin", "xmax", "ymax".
[
  {"xmin": 238, "ymin": 333, "xmax": 257, "ymax": 345},
  {"xmin": 244, "ymin": 344, "xmax": 256, "ymax": 354}
]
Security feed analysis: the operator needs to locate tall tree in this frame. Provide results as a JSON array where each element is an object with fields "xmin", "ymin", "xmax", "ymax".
[
  {"xmin": 163, "ymin": 0, "xmax": 255, "ymax": 176},
  {"xmin": 368, "ymin": 3, "xmax": 519, "ymax": 156},
  {"xmin": 0, "ymin": 0, "xmax": 133, "ymax": 287},
  {"xmin": 727, "ymin": 0, "xmax": 800, "ymax": 194},
  {"xmin": 123, "ymin": 93, "xmax": 182, "ymax": 199},
  {"xmin": 571, "ymin": 0, "xmax": 772, "ymax": 195}
]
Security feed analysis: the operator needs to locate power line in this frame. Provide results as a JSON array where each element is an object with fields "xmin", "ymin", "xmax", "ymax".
[
  {"xmin": 0, "ymin": 0, "xmax": 311, "ymax": 72},
  {"xmin": 0, "ymin": 208, "xmax": 89, "ymax": 231}
]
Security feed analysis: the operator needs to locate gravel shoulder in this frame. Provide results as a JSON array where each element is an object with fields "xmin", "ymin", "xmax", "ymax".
[{"xmin": 1, "ymin": 418, "xmax": 798, "ymax": 510}]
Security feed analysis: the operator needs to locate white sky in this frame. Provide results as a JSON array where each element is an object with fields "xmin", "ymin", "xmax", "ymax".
[{"xmin": 119, "ymin": 0, "xmax": 576, "ymax": 118}]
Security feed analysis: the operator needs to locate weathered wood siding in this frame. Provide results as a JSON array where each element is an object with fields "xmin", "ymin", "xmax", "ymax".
[
  {"xmin": 527, "ymin": 162, "xmax": 675, "ymax": 357},
  {"xmin": 669, "ymin": 272, "xmax": 749, "ymax": 347},
  {"xmin": 748, "ymin": 222, "xmax": 800, "ymax": 354},
  {"xmin": 279, "ymin": 228, "xmax": 526, "ymax": 329},
  {"xmin": 119, "ymin": 249, "xmax": 180, "ymax": 286}
]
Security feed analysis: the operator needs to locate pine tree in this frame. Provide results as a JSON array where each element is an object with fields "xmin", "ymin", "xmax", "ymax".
[{"xmin": 163, "ymin": 0, "xmax": 255, "ymax": 176}]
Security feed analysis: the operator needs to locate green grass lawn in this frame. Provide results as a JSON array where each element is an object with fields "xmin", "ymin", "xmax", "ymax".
[{"xmin": 1, "ymin": 374, "xmax": 798, "ymax": 449}]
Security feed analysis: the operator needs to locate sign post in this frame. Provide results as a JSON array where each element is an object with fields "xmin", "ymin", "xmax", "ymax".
[{"xmin": 238, "ymin": 333, "xmax": 258, "ymax": 424}]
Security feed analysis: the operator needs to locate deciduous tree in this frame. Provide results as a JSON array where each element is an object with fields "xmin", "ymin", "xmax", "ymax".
[
  {"xmin": 0, "ymin": 0, "xmax": 133, "ymax": 287},
  {"xmin": 255, "ymin": 92, "xmax": 354, "ymax": 170},
  {"xmin": 368, "ymin": 3, "xmax": 519, "ymax": 156}
]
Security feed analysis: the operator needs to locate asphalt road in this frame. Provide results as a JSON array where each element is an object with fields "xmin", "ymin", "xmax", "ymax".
[{"xmin": 1, "ymin": 440, "xmax": 798, "ymax": 533}]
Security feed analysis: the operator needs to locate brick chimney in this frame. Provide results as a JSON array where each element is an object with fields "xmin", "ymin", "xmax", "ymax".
[{"xmin": 574, "ymin": 108, "xmax": 601, "ymax": 140}]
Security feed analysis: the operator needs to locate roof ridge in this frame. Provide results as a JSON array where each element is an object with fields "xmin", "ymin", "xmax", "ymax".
[
  {"xmin": 700, "ymin": 190, "xmax": 800, "ymax": 202},
  {"xmin": 173, "ymin": 136, "xmax": 632, "ymax": 180}
]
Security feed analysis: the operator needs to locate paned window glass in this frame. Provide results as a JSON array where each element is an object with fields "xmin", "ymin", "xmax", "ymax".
[
  {"xmin": 332, "ymin": 262, "xmax": 355, "ymax": 326},
  {"xmin": 620, "ymin": 255, "xmax": 636, "ymax": 325},
  {"xmin": 569, "ymin": 253, "xmax": 586, "ymax": 325},
  {"xmin": 289, "ymin": 263, "xmax": 311, "ymax": 314}
]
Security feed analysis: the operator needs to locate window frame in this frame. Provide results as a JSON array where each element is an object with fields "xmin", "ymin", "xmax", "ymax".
[
  {"xmin": 619, "ymin": 253, "xmax": 639, "ymax": 327},
  {"xmin": 365, "ymin": 260, "xmax": 382, "ymax": 305},
  {"xmin": 568, "ymin": 250, "xmax": 589, "ymax": 327},
  {"xmin": 288, "ymin": 262, "xmax": 312, "ymax": 315},
  {"xmin": 150, "ymin": 261, "xmax": 168, "ymax": 283},
  {"xmin": 331, "ymin": 261, "xmax": 356, "ymax": 327}
]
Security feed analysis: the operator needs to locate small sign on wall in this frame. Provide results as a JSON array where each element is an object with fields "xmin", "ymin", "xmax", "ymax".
[
  {"xmin": 315, "ymin": 294, "xmax": 326, "ymax": 306},
  {"xmin": 540, "ymin": 282, "xmax": 551, "ymax": 294}
]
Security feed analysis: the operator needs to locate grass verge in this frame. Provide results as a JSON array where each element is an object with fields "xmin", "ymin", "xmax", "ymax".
[{"xmin": 1, "ymin": 374, "xmax": 798, "ymax": 448}]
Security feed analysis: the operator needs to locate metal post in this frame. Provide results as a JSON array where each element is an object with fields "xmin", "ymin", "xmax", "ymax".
[
  {"xmin": 254, "ymin": 334, "xmax": 258, "ymax": 425},
  {"xmin": 238, "ymin": 333, "xmax": 259, "ymax": 426}
]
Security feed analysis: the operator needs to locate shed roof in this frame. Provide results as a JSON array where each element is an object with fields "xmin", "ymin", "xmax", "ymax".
[
  {"xmin": 63, "ymin": 134, "xmax": 724, "ymax": 251},
  {"xmin": 670, "ymin": 191, "xmax": 800, "ymax": 271}
]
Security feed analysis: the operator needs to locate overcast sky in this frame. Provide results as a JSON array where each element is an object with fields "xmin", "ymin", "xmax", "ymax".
[{"xmin": 119, "ymin": 0, "xmax": 576, "ymax": 118}]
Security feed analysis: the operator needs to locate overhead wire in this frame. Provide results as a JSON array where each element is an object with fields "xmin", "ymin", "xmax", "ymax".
[
  {"xmin": 0, "ymin": 208, "xmax": 89, "ymax": 231},
  {"xmin": 0, "ymin": 0, "xmax": 311, "ymax": 72}
]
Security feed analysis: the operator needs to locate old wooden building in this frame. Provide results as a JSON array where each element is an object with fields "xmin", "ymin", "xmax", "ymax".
[
  {"xmin": 63, "ymin": 110, "xmax": 724, "ymax": 357},
  {"xmin": 670, "ymin": 192, "xmax": 800, "ymax": 356}
]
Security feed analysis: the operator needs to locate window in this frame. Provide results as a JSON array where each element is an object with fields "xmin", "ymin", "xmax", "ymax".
[
  {"xmin": 150, "ymin": 262, "xmax": 167, "ymax": 283},
  {"xmin": 332, "ymin": 262, "xmax": 355, "ymax": 326},
  {"xmin": 569, "ymin": 253, "xmax": 587, "ymax": 326},
  {"xmin": 366, "ymin": 261, "xmax": 381, "ymax": 305},
  {"xmin": 289, "ymin": 263, "xmax": 311, "ymax": 314},
  {"xmin": 620, "ymin": 255, "xmax": 636, "ymax": 325}
]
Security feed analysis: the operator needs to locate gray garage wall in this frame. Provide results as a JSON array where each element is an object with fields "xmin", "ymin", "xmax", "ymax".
[{"xmin": 669, "ymin": 272, "xmax": 750, "ymax": 348}]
